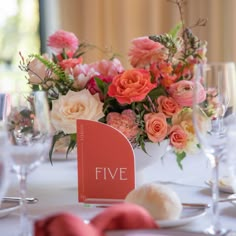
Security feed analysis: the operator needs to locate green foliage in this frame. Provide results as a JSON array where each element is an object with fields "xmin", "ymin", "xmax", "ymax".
[{"xmin": 176, "ymin": 151, "xmax": 186, "ymax": 169}]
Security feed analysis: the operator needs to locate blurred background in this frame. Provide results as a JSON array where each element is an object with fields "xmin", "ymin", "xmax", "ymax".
[{"xmin": 1, "ymin": 0, "xmax": 236, "ymax": 91}]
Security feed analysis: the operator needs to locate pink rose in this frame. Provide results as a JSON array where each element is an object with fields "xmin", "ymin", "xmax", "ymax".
[
  {"xmin": 47, "ymin": 30, "xmax": 79, "ymax": 54},
  {"xmin": 169, "ymin": 80, "xmax": 206, "ymax": 107},
  {"xmin": 144, "ymin": 113, "xmax": 168, "ymax": 143},
  {"xmin": 169, "ymin": 125, "xmax": 188, "ymax": 150},
  {"xmin": 157, "ymin": 96, "xmax": 181, "ymax": 117},
  {"xmin": 106, "ymin": 109, "xmax": 139, "ymax": 141},
  {"xmin": 128, "ymin": 36, "xmax": 168, "ymax": 68},
  {"xmin": 108, "ymin": 69, "xmax": 156, "ymax": 104}
]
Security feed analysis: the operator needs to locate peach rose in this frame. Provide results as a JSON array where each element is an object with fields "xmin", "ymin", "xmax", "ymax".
[
  {"xmin": 169, "ymin": 125, "xmax": 188, "ymax": 150},
  {"xmin": 172, "ymin": 108, "xmax": 201, "ymax": 153},
  {"xmin": 27, "ymin": 54, "xmax": 56, "ymax": 88},
  {"xmin": 51, "ymin": 89, "xmax": 104, "ymax": 134},
  {"xmin": 169, "ymin": 80, "xmax": 206, "ymax": 107},
  {"xmin": 144, "ymin": 112, "xmax": 168, "ymax": 143},
  {"xmin": 128, "ymin": 36, "xmax": 168, "ymax": 68},
  {"xmin": 108, "ymin": 69, "xmax": 156, "ymax": 104},
  {"xmin": 157, "ymin": 96, "xmax": 181, "ymax": 117}
]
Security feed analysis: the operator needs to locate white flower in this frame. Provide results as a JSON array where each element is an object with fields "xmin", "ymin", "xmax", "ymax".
[{"xmin": 51, "ymin": 89, "xmax": 104, "ymax": 134}]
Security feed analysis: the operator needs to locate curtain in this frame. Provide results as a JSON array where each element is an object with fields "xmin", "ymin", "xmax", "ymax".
[{"xmin": 57, "ymin": 0, "xmax": 236, "ymax": 67}]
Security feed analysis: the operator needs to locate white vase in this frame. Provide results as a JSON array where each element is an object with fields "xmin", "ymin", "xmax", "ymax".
[{"xmin": 134, "ymin": 139, "xmax": 169, "ymax": 186}]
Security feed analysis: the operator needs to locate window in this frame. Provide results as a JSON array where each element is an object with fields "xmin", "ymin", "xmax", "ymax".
[{"xmin": 0, "ymin": 0, "xmax": 40, "ymax": 91}]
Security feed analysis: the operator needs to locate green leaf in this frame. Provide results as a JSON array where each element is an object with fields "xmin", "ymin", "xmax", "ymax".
[
  {"xmin": 169, "ymin": 22, "xmax": 183, "ymax": 39},
  {"xmin": 148, "ymin": 86, "xmax": 167, "ymax": 100},
  {"xmin": 176, "ymin": 151, "xmax": 186, "ymax": 170},
  {"xmin": 66, "ymin": 133, "xmax": 77, "ymax": 158},
  {"xmin": 49, "ymin": 132, "xmax": 66, "ymax": 164},
  {"xmin": 94, "ymin": 77, "xmax": 108, "ymax": 96}
]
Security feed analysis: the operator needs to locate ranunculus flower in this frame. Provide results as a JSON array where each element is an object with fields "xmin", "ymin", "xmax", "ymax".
[
  {"xmin": 106, "ymin": 109, "xmax": 140, "ymax": 141},
  {"xmin": 157, "ymin": 96, "xmax": 181, "ymax": 117},
  {"xmin": 47, "ymin": 30, "xmax": 79, "ymax": 54},
  {"xmin": 144, "ymin": 112, "xmax": 168, "ymax": 143},
  {"xmin": 108, "ymin": 69, "xmax": 156, "ymax": 104},
  {"xmin": 168, "ymin": 80, "xmax": 206, "ymax": 107},
  {"xmin": 169, "ymin": 125, "xmax": 188, "ymax": 150},
  {"xmin": 50, "ymin": 89, "xmax": 104, "ymax": 134},
  {"xmin": 128, "ymin": 36, "xmax": 168, "ymax": 68}
]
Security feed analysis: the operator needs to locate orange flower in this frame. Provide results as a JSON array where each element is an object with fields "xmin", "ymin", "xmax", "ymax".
[
  {"xmin": 144, "ymin": 113, "xmax": 168, "ymax": 143},
  {"xmin": 108, "ymin": 69, "xmax": 156, "ymax": 104},
  {"xmin": 169, "ymin": 125, "xmax": 188, "ymax": 150},
  {"xmin": 157, "ymin": 96, "xmax": 181, "ymax": 117}
]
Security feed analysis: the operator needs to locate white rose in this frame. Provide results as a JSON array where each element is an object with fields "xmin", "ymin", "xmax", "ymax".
[{"xmin": 51, "ymin": 89, "xmax": 104, "ymax": 134}]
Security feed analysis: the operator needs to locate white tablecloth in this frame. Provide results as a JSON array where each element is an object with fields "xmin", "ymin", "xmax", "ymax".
[{"xmin": 1, "ymin": 151, "xmax": 236, "ymax": 236}]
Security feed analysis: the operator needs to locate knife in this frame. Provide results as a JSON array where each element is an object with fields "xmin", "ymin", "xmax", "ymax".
[{"xmin": 2, "ymin": 197, "xmax": 38, "ymax": 204}]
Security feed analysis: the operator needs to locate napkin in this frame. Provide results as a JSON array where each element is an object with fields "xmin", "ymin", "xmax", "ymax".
[{"xmin": 34, "ymin": 203, "xmax": 159, "ymax": 236}]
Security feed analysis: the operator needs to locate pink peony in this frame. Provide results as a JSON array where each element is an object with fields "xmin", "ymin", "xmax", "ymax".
[
  {"xmin": 157, "ymin": 96, "xmax": 181, "ymax": 117},
  {"xmin": 144, "ymin": 112, "xmax": 168, "ymax": 143},
  {"xmin": 106, "ymin": 110, "xmax": 140, "ymax": 141},
  {"xmin": 128, "ymin": 36, "xmax": 168, "ymax": 68},
  {"xmin": 168, "ymin": 80, "xmax": 206, "ymax": 107},
  {"xmin": 47, "ymin": 30, "xmax": 79, "ymax": 54},
  {"xmin": 108, "ymin": 69, "xmax": 156, "ymax": 104}
]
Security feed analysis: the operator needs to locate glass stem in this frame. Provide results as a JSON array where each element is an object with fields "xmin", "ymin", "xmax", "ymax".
[
  {"xmin": 211, "ymin": 157, "xmax": 221, "ymax": 234},
  {"xmin": 17, "ymin": 170, "xmax": 31, "ymax": 236}
]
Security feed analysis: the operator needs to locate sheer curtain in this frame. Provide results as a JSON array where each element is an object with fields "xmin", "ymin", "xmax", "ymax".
[{"xmin": 56, "ymin": 0, "xmax": 236, "ymax": 67}]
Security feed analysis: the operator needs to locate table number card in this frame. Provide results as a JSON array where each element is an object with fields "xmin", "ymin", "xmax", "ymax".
[{"xmin": 77, "ymin": 119, "xmax": 135, "ymax": 203}]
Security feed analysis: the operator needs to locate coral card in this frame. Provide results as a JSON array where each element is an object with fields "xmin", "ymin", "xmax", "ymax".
[{"xmin": 77, "ymin": 119, "xmax": 135, "ymax": 203}]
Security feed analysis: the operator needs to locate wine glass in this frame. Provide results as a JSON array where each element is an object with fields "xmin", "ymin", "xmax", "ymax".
[
  {"xmin": 193, "ymin": 62, "xmax": 236, "ymax": 235},
  {"xmin": 0, "ymin": 94, "xmax": 10, "ymax": 204},
  {"xmin": 1, "ymin": 91, "xmax": 52, "ymax": 236}
]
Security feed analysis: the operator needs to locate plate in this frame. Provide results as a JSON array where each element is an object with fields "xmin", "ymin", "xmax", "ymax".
[
  {"xmin": 157, "ymin": 208, "xmax": 206, "ymax": 228},
  {"xmin": 205, "ymin": 176, "xmax": 234, "ymax": 194},
  {"xmin": 228, "ymin": 193, "xmax": 236, "ymax": 207},
  {"xmin": 0, "ymin": 201, "xmax": 20, "ymax": 218}
]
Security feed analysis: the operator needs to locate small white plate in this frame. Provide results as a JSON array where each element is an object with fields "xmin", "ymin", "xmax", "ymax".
[
  {"xmin": 205, "ymin": 176, "xmax": 234, "ymax": 194},
  {"xmin": 0, "ymin": 201, "xmax": 20, "ymax": 218},
  {"xmin": 228, "ymin": 193, "xmax": 236, "ymax": 207},
  {"xmin": 157, "ymin": 208, "xmax": 206, "ymax": 228}
]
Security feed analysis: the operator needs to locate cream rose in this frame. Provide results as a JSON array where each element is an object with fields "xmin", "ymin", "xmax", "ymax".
[{"xmin": 51, "ymin": 89, "xmax": 104, "ymax": 134}]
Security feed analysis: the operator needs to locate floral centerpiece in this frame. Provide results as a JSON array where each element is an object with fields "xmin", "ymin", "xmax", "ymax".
[{"xmin": 19, "ymin": 0, "xmax": 207, "ymax": 168}]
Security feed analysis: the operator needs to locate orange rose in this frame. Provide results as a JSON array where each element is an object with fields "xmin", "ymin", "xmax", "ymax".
[
  {"xmin": 144, "ymin": 113, "xmax": 168, "ymax": 143},
  {"xmin": 169, "ymin": 125, "xmax": 188, "ymax": 150},
  {"xmin": 108, "ymin": 69, "xmax": 156, "ymax": 104},
  {"xmin": 157, "ymin": 96, "xmax": 181, "ymax": 117}
]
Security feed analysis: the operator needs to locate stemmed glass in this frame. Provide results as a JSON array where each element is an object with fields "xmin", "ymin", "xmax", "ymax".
[
  {"xmin": 0, "ymin": 94, "xmax": 10, "ymax": 204},
  {"xmin": 1, "ymin": 91, "xmax": 52, "ymax": 236},
  {"xmin": 193, "ymin": 62, "xmax": 236, "ymax": 235}
]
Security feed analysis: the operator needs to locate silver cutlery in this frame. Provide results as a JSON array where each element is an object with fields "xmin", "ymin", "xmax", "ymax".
[
  {"xmin": 182, "ymin": 197, "xmax": 236, "ymax": 209},
  {"xmin": 2, "ymin": 197, "xmax": 38, "ymax": 204}
]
